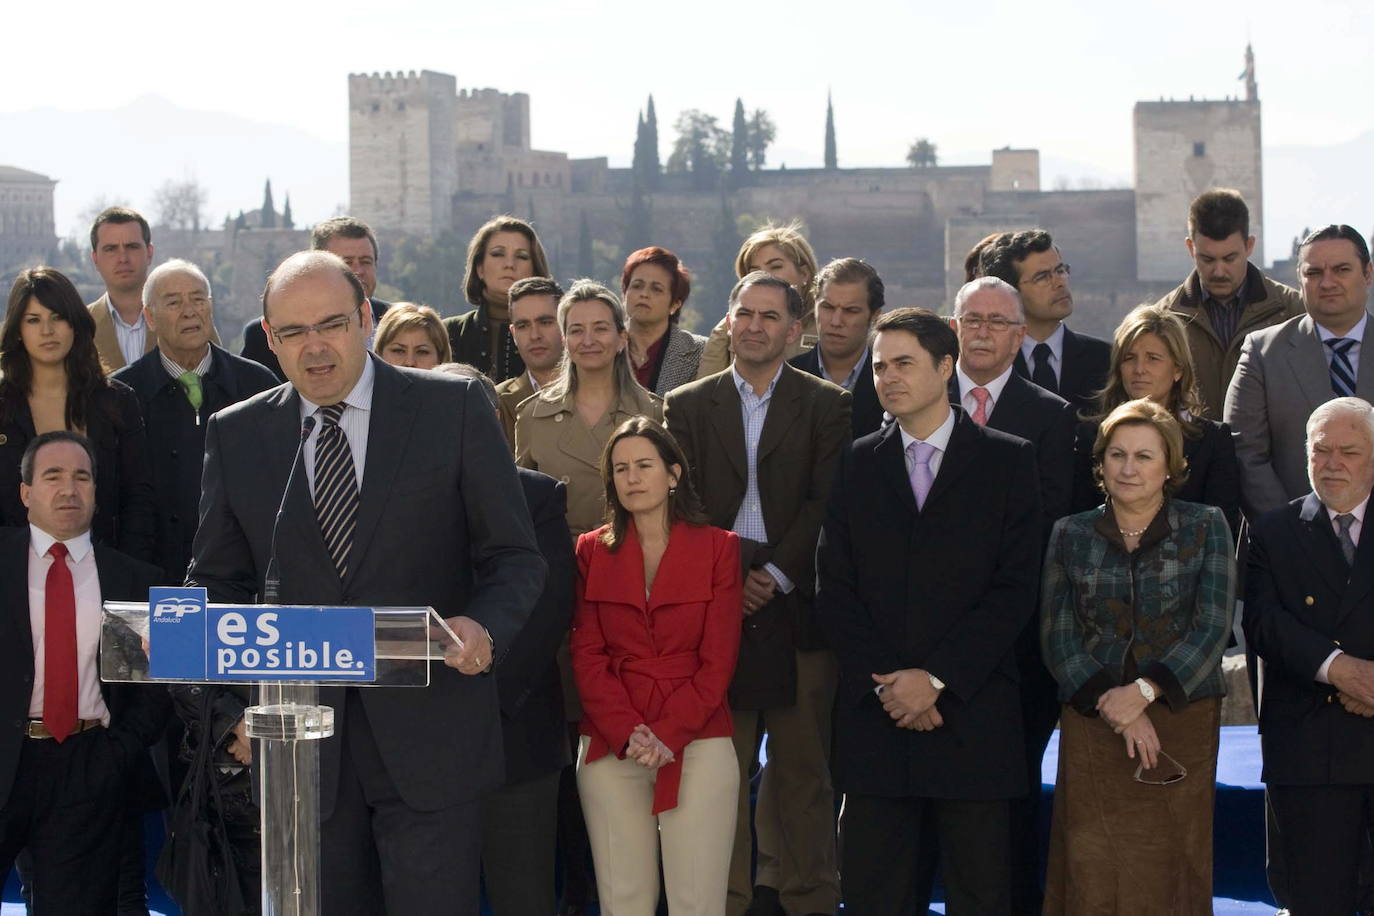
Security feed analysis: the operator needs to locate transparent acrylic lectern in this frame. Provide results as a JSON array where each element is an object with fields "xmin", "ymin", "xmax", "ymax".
[{"xmin": 101, "ymin": 601, "xmax": 462, "ymax": 916}]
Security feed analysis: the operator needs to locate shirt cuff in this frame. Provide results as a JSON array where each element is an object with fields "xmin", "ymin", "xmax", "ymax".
[
  {"xmin": 764, "ymin": 563, "xmax": 794, "ymax": 594},
  {"xmin": 1316, "ymin": 648, "xmax": 1344, "ymax": 684}
]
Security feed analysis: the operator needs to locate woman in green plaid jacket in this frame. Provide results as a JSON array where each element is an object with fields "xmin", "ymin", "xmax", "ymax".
[{"xmin": 1040, "ymin": 399, "xmax": 1235, "ymax": 915}]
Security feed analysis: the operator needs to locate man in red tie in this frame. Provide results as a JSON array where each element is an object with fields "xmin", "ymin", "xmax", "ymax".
[{"xmin": 0, "ymin": 431, "xmax": 167, "ymax": 913}]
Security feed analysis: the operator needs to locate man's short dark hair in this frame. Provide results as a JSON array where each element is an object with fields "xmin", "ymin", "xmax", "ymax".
[
  {"xmin": 1189, "ymin": 189, "xmax": 1250, "ymax": 241},
  {"xmin": 89, "ymin": 207, "xmax": 151, "ymax": 252},
  {"xmin": 813, "ymin": 258, "xmax": 885, "ymax": 313},
  {"xmin": 873, "ymin": 307, "xmax": 959, "ymax": 367},
  {"xmin": 311, "ymin": 216, "xmax": 380, "ymax": 261},
  {"xmin": 1300, "ymin": 225, "xmax": 1371, "ymax": 269},
  {"xmin": 21, "ymin": 431, "xmax": 96, "ymax": 485},
  {"xmin": 964, "ymin": 233, "xmax": 1008, "ymax": 283},
  {"xmin": 508, "ymin": 276, "xmax": 565, "ymax": 306},
  {"xmin": 729, "ymin": 271, "xmax": 804, "ymax": 322},
  {"xmin": 979, "ymin": 230, "xmax": 1055, "ymax": 287}
]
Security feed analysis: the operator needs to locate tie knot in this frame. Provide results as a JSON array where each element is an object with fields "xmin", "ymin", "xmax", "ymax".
[
  {"xmin": 320, "ymin": 402, "xmax": 347, "ymax": 426},
  {"xmin": 1337, "ymin": 513, "xmax": 1357, "ymax": 534},
  {"xmin": 971, "ymin": 386, "xmax": 991, "ymax": 407},
  {"xmin": 1327, "ymin": 337, "xmax": 1356, "ymax": 355},
  {"xmin": 47, "ymin": 542, "xmax": 68, "ymax": 560},
  {"xmin": 907, "ymin": 440, "xmax": 936, "ymax": 466},
  {"xmin": 178, "ymin": 369, "xmax": 199, "ymax": 385},
  {"xmin": 1033, "ymin": 342, "xmax": 1052, "ymax": 360}
]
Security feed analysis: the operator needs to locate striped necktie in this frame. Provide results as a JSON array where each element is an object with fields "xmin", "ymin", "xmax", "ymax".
[
  {"xmin": 314, "ymin": 402, "xmax": 359, "ymax": 579},
  {"xmin": 1326, "ymin": 337, "xmax": 1357, "ymax": 398}
]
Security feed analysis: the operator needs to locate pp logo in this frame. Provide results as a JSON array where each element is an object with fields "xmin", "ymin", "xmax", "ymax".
[{"xmin": 153, "ymin": 598, "xmax": 203, "ymax": 621}]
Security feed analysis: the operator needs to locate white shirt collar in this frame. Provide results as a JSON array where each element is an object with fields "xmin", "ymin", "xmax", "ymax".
[
  {"xmin": 160, "ymin": 345, "xmax": 214, "ymax": 380},
  {"xmin": 298, "ymin": 352, "xmax": 377, "ymax": 419},
  {"xmin": 29, "ymin": 524, "xmax": 93, "ymax": 564},
  {"xmin": 898, "ymin": 405, "xmax": 955, "ymax": 455},
  {"xmin": 1021, "ymin": 321, "xmax": 1066, "ymax": 365},
  {"xmin": 106, "ymin": 296, "xmax": 144, "ymax": 331},
  {"xmin": 955, "ymin": 362, "xmax": 1015, "ymax": 403},
  {"xmin": 731, "ymin": 361, "xmax": 786, "ymax": 399},
  {"xmin": 818, "ymin": 347, "xmax": 869, "ymax": 391},
  {"xmin": 1315, "ymin": 312, "xmax": 1369, "ymax": 343},
  {"xmin": 1327, "ymin": 494, "xmax": 1370, "ymax": 526}
]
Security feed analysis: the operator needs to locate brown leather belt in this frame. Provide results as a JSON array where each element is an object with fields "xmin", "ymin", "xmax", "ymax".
[{"xmin": 25, "ymin": 719, "xmax": 102, "ymax": 739}]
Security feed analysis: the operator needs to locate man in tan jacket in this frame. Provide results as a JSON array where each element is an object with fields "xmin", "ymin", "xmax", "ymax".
[
  {"xmin": 1155, "ymin": 189, "xmax": 1302, "ymax": 418},
  {"xmin": 87, "ymin": 207, "xmax": 157, "ymax": 372}
]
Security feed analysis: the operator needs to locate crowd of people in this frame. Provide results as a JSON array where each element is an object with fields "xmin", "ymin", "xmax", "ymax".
[{"xmin": 0, "ymin": 186, "xmax": 1371, "ymax": 916}]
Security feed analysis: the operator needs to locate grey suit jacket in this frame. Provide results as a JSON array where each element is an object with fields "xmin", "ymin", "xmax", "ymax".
[
  {"xmin": 186, "ymin": 355, "xmax": 545, "ymax": 815},
  {"xmin": 653, "ymin": 326, "xmax": 707, "ymax": 396},
  {"xmin": 1224, "ymin": 312, "xmax": 1374, "ymax": 519}
]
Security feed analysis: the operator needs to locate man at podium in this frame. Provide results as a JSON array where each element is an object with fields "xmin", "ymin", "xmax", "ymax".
[{"xmin": 187, "ymin": 251, "xmax": 545, "ymax": 915}]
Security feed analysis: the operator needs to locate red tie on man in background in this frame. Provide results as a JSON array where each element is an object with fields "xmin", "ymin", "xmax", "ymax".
[{"xmin": 43, "ymin": 542, "xmax": 77, "ymax": 743}]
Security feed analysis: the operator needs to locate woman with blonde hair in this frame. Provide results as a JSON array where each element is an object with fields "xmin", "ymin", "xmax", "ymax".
[{"xmin": 373, "ymin": 302, "xmax": 451, "ymax": 369}]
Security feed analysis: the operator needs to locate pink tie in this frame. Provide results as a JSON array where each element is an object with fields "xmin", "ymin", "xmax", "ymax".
[
  {"xmin": 970, "ymin": 387, "xmax": 991, "ymax": 426},
  {"xmin": 907, "ymin": 441, "xmax": 936, "ymax": 510}
]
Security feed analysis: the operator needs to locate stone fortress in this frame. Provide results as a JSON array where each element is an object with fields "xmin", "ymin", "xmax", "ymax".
[{"xmin": 348, "ymin": 46, "xmax": 1264, "ymax": 336}]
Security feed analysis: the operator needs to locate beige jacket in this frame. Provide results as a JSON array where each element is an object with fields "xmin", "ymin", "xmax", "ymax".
[
  {"xmin": 494, "ymin": 372, "xmax": 535, "ymax": 450},
  {"xmin": 513, "ymin": 383, "xmax": 663, "ymax": 538}
]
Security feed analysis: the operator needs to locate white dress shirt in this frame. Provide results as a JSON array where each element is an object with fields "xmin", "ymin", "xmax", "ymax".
[
  {"xmin": 1020, "ymin": 322, "xmax": 1066, "ymax": 386},
  {"xmin": 730, "ymin": 364, "xmax": 794, "ymax": 594},
  {"xmin": 955, "ymin": 364, "xmax": 1015, "ymax": 418},
  {"xmin": 1316, "ymin": 312, "xmax": 1368, "ymax": 383},
  {"xmin": 818, "ymin": 347, "xmax": 869, "ymax": 392},
  {"xmin": 300, "ymin": 356, "xmax": 375, "ymax": 493},
  {"xmin": 1316, "ymin": 493, "xmax": 1369, "ymax": 683},
  {"xmin": 107, "ymin": 298, "xmax": 148, "ymax": 367},
  {"xmin": 27, "ymin": 525, "xmax": 110, "ymax": 724},
  {"xmin": 898, "ymin": 406, "xmax": 956, "ymax": 481}
]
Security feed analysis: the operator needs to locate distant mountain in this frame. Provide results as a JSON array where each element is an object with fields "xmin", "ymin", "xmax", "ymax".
[{"xmin": 0, "ymin": 94, "xmax": 346, "ymax": 239}]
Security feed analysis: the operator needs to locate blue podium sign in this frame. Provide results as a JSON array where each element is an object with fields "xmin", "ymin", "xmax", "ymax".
[{"xmin": 148, "ymin": 587, "xmax": 376, "ymax": 682}]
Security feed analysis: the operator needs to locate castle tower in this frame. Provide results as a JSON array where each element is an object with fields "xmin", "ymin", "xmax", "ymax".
[
  {"xmin": 348, "ymin": 70, "xmax": 457, "ymax": 237},
  {"xmin": 1133, "ymin": 47, "xmax": 1263, "ymax": 281}
]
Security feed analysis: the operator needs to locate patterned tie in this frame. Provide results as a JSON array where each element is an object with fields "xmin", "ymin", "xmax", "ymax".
[
  {"xmin": 1031, "ymin": 342, "xmax": 1057, "ymax": 393},
  {"xmin": 314, "ymin": 403, "xmax": 360, "ymax": 579},
  {"xmin": 177, "ymin": 370, "xmax": 203, "ymax": 412},
  {"xmin": 970, "ymin": 386, "xmax": 992, "ymax": 426},
  {"xmin": 1336, "ymin": 513, "xmax": 1357, "ymax": 567},
  {"xmin": 43, "ymin": 542, "xmax": 78, "ymax": 743},
  {"xmin": 1326, "ymin": 338, "xmax": 1357, "ymax": 398},
  {"xmin": 906, "ymin": 440, "xmax": 936, "ymax": 511}
]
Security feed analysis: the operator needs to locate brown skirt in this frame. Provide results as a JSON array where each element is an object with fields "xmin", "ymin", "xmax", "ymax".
[{"xmin": 1043, "ymin": 696, "xmax": 1221, "ymax": 916}]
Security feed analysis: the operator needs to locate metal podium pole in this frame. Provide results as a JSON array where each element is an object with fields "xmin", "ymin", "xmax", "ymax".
[{"xmin": 244, "ymin": 682, "xmax": 334, "ymax": 916}]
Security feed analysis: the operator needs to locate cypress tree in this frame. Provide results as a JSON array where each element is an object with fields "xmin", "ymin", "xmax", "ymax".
[
  {"xmin": 731, "ymin": 98, "xmax": 749, "ymax": 185},
  {"xmin": 260, "ymin": 179, "xmax": 276, "ymax": 228},
  {"xmin": 645, "ymin": 95, "xmax": 660, "ymax": 188},
  {"xmin": 824, "ymin": 91, "xmax": 837, "ymax": 170}
]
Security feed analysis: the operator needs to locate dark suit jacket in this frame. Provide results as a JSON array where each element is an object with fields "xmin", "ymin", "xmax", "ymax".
[
  {"xmin": 948, "ymin": 370, "xmax": 1074, "ymax": 525},
  {"xmin": 663, "ymin": 364, "xmax": 851, "ymax": 708},
  {"xmin": 1244, "ymin": 492, "xmax": 1374, "ymax": 785},
  {"xmin": 1013, "ymin": 324, "xmax": 1111, "ymax": 417},
  {"xmin": 790, "ymin": 347, "xmax": 884, "ymax": 439},
  {"xmin": 816, "ymin": 411, "xmax": 1042, "ymax": 799},
  {"xmin": 186, "ymin": 355, "xmax": 545, "ymax": 815},
  {"xmin": 0, "ymin": 381, "xmax": 157, "ymax": 564},
  {"xmin": 0, "ymin": 528, "xmax": 170, "ymax": 810},
  {"xmin": 497, "ymin": 469, "xmax": 574, "ymax": 784},
  {"xmin": 113, "ymin": 344, "xmax": 280, "ymax": 582},
  {"xmin": 241, "ymin": 297, "xmax": 390, "ymax": 382}
]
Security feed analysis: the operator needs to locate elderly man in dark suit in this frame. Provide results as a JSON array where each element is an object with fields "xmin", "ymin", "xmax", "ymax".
[
  {"xmin": 665, "ymin": 271, "xmax": 851, "ymax": 916},
  {"xmin": 818, "ymin": 307, "xmax": 1042, "ymax": 915},
  {"xmin": 789, "ymin": 257, "xmax": 886, "ymax": 439},
  {"xmin": 0, "ymin": 431, "xmax": 168, "ymax": 913},
  {"xmin": 114, "ymin": 258, "xmax": 278, "ymax": 582},
  {"xmin": 1225, "ymin": 224, "xmax": 1374, "ymax": 520},
  {"xmin": 946, "ymin": 276, "xmax": 1074, "ymax": 913},
  {"xmin": 980, "ymin": 229, "xmax": 1110, "ymax": 415},
  {"xmin": 240, "ymin": 216, "xmax": 390, "ymax": 380},
  {"xmin": 187, "ymin": 250, "xmax": 545, "ymax": 915},
  {"xmin": 1245, "ymin": 397, "xmax": 1374, "ymax": 914}
]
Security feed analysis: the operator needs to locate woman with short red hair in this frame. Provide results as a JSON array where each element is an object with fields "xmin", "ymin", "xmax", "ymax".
[{"xmin": 620, "ymin": 247, "xmax": 705, "ymax": 395}]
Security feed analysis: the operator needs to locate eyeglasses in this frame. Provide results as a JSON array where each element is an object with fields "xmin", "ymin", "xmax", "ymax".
[
  {"xmin": 1133, "ymin": 750, "xmax": 1187, "ymax": 785},
  {"xmin": 1023, "ymin": 263, "xmax": 1071, "ymax": 287},
  {"xmin": 269, "ymin": 304, "xmax": 362, "ymax": 345},
  {"xmin": 957, "ymin": 314, "xmax": 1024, "ymax": 332}
]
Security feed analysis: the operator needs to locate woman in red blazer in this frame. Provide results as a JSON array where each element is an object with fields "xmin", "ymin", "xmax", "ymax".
[{"xmin": 572, "ymin": 416, "xmax": 742, "ymax": 916}]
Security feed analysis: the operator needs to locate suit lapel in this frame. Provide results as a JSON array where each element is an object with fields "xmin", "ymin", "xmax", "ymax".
[
  {"xmin": 987, "ymin": 373, "xmax": 1029, "ymax": 429},
  {"xmin": 1296, "ymin": 493, "xmax": 1351, "ymax": 599},
  {"xmin": 708, "ymin": 373, "xmax": 748, "ymax": 484},
  {"xmin": 1013, "ymin": 349, "xmax": 1030, "ymax": 381},
  {"xmin": 757, "ymin": 365, "xmax": 802, "ymax": 463},
  {"xmin": 1, "ymin": 533, "xmax": 34, "ymax": 681},
  {"xmin": 875, "ymin": 422, "xmax": 917, "ymax": 515},
  {"xmin": 348, "ymin": 360, "xmax": 418, "ymax": 587},
  {"xmin": 92, "ymin": 295, "xmax": 125, "ymax": 370},
  {"xmin": 923, "ymin": 410, "xmax": 978, "ymax": 511},
  {"xmin": 1355, "ymin": 313, "xmax": 1374, "ymax": 401},
  {"xmin": 267, "ymin": 387, "xmax": 335, "ymax": 577},
  {"xmin": 1058, "ymin": 327, "xmax": 1082, "ymax": 401},
  {"xmin": 1285, "ymin": 317, "xmax": 1338, "ymax": 412},
  {"xmin": 1338, "ymin": 522, "xmax": 1374, "ymax": 626}
]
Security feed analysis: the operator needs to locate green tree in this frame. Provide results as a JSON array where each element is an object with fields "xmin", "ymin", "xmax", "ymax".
[
  {"xmin": 645, "ymin": 95, "xmax": 661, "ymax": 188},
  {"xmin": 667, "ymin": 110, "xmax": 729, "ymax": 190},
  {"xmin": 747, "ymin": 109, "xmax": 777, "ymax": 170},
  {"xmin": 260, "ymin": 179, "xmax": 276, "ymax": 228},
  {"xmin": 281, "ymin": 193, "xmax": 294, "ymax": 230},
  {"xmin": 824, "ymin": 92, "xmax": 837, "ymax": 170},
  {"xmin": 731, "ymin": 99, "xmax": 749, "ymax": 185},
  {"xmin": 151, "ymin": 178, "xmax": 208, "ymax": 231},
  {"xmin": 906, "ymin": 138, "xmax": 938, "ymax": 168},
  {"xmin": 622, "ymin": 181, "xmax": 653, "ymax": 256},
  {"xmin": 577, "ymin": 212, "xmax": 595, "ymax": 278},
  {"xmin": 386, "ymin": 231, "xmax": 467, "ymax": 313}
]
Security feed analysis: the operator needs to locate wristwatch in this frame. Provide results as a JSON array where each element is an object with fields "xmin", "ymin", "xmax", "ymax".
[
  {"xmin": 1134, "ymin": 677, "xmax": 1156, "ymax": 703},
  {"xmin": 928, "ymin": 672, "xmax": 946, "ymax": 692}
]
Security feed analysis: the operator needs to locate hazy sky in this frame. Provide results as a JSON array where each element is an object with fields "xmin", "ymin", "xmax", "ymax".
[{"xmin": 3, "ymin": 0, "xmax": 1370, "ymax": 247}]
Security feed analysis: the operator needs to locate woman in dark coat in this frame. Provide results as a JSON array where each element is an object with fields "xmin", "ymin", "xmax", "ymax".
[{"xmin": 0, "ymin": 267, "xmax": 155, "ymax": 562}]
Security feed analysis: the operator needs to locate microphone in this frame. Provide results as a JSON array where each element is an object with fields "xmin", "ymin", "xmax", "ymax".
[{"xmin": 262, "ymin": 414, "xmax": 316, "ymax": 605}]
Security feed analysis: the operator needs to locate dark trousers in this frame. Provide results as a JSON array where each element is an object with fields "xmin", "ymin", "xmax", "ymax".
[
  {"xmin": 557, "ymin": 723, "xmax": 597, "ymax": 910},
  {"xmin": 840, "ymin": 793, "xmax": 1010, "ymax": 916},
  {"xmin": 1269, "ymin": 783, "xmax": 1374, "ymax": 915},
  {"xmin": 481, "ymin": 769, "xmax": 560, "ymax": 916},
  {"xmin": 0, "ymin": 727, "xmax": 128, "ymax": 914},
  {"xmin": 321, "ymin": 695, "xmax": 482, "ymax": 916},
  {"xmin": 1008, "ymin": 662, "xmax": 1060, "ymax": 915}
]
